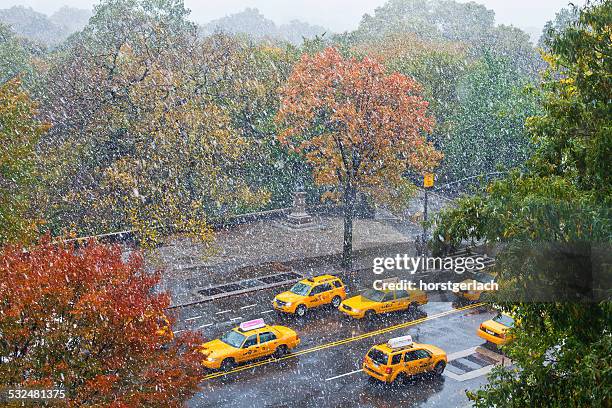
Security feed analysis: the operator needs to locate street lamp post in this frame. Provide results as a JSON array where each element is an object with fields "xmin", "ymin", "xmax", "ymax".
[
  {"xmin": 423, "ymin": 186, "xmax": 428, "ymax": 240},
  {"xmin": 421, "ymin": 173, "xmax": 434, "ymax": 255}
]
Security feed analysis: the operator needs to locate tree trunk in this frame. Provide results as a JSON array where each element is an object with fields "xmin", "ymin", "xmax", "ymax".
[{"xmin": 342, "ymin": 182, "xmax": 356, "ymax": 269}]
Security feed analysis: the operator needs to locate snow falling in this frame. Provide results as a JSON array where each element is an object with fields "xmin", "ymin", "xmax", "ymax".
[{"xmin": 1, "ymin": 1, "xmax": 609, "ymax": 407}]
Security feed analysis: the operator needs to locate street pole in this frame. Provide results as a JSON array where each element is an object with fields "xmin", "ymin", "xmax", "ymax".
[
  {"xmin": 423, "ymin": 187, "xmax": 428, "ymax": 238},
  {"xmin": 423, "ymin": 187, "xmax": 428, "ymax": 254},
  {"xmin": 421, "ymin": 173, "xmax": 433, "ymax": 256}
]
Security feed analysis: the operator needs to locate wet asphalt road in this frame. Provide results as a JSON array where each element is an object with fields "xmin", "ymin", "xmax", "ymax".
[{"xmin": 171, "ymin": 275, "xmax": 497, "ymax": 408}]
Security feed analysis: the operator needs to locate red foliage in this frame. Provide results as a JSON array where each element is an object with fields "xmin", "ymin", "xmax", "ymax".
[{"xmin": 0, "ymin": 237, "xmax": 203, "ymax": 407}]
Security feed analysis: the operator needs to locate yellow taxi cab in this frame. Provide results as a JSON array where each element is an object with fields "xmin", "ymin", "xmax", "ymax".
[
  {"xmin": 273, "ymin": 274, "xmax": 346, "ymax": 317},
  {"xmin": 363, "ymin": 335, "xmax": 447, "ymax": 383},
  {"xmin": 339, "ymin": 287, "xmax": 427, "ymax": 319},
  {"xmin": 454, "ymin": 273, "xmax": 495, "ymax": 302},
  {"xmin": 199, "ymin": 319, "xmax": 300, "ymax": 370},
  {"xmin": 477, "ymin": 312, "xmax": 515, "ymax": 345}
]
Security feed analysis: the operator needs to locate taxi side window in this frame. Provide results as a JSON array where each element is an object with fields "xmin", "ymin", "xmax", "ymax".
[
  {"xmin": 320, "ymin": 283, "xmax": 332, "ymax": 292},
  {"xmin": 404, "ymin": 350, "xmax": 420, "ymax": 361},
  {"xmin": 382, "ymin": 292, "xmax": 395, "ymax": 302},
  {"xmin": 332, "ymin": 280, "xmax": 343, "ymax": 288},
  {"xmin": 312, "ymin": 283, "xmax": 332, "ymax": 295},
  {"xmin": 406, "ymin": 349, "xmax": 431, "ymax": 360},
  {"xmin": 396, "ymin": 290, "xmax": 410, "ymax": 299},
  {"xmin": 243, "ymin": 335, "xmax": 258, "ymax": 348},
  {"xmin": 391, "ymin": 353, "xmax": 402, "ymax": 365},
  {"xmin": 310, "ymin": 285, "xmax": 322, "ymax": 295},
  {"xmin": 259, "ymin": 332, "xmax": 277, "ymax": 343}
]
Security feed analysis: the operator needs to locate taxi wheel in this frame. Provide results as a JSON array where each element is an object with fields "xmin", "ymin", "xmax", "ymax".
[
  {"xmin": 220, "ymin": 358, "xmax": 236, "ymax": 371},
  {"xmin": 365, "ymin": 310, "xmax": 375, "ymax": 319},
  {"xmin": 274, "ymin": 345, "xmax": 288, "ymax": 358},
  {"xmin": 296, "ymin": 304, "xmax": 307, "ymax": 317},
  {"xmin": 434, "ymin": 361, "xmax": 446, "ymax": 376},
  {"xmin": 331, "ymin": 296, "xmax": 342, "ymax": 308}
]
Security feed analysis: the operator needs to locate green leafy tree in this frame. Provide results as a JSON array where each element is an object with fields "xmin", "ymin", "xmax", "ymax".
[
  {"xmin": 348, "ymin": 0, "xmax": 542, "ymax": 184},
  {"xmin": 478, "ymin": 24, "xmax": 544, "ymax": 79},
  {"xmin": 354, "ymin": 32, "xmax": 467, "ymax": 137},
  {"xmin": 0, "ymin": 5, "xmax": 67, "ymax": 46},
  {"xmin": 0, "ymin": 23, "xmax": 42, "ymax": 87},
  {"xmin": 355, "ymin": 0, "xmax": 441, "ymax": 42},
  {"xmin": 538, "ymin": 6, "xmax": 580, "ymax": 49},
  {"xmin": 443, "ymin": 52, "xmax": 540, "ymax": 181},
  {"xmin": 432, "ymin": 1, "xmax": 611, "ymax": 406},
  {"xmin": 0, "ymin": 77, "xmax": 48, "ymax": 246},
  {"xmin": 38, "ymin": 1, "xmax": 270, "ymax": 245},
  {"xmin": 352, "ymin": 0, "xmax": 541, "ymax": 79},
  {"xmin": 214, "ymin": 40, "xmax": 309, "ymax": 211}
]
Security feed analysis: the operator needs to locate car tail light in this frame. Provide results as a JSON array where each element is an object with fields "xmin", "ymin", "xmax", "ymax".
[
  {"xmin": 385, "ymin": 367, "xmax": 392, "ymax": 374},
  {"xmin": 500, "ymin": 332, "xmax": 506, "ymax": 339}
]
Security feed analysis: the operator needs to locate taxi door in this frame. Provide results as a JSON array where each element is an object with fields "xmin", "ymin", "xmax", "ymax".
[
  {"xmin": 404, "ymin": 349, "xmax": 433, "ymax": 375},
  {"xmin": 309, "ymin": 283, "xmax": 333, "ymax": 307},
  {"xmin": 239, "ymin": 334, "xmax": 262, "ymax": 362},
  {"xmin": 380, "ymin": 291, "xmax": 398, "ymax": 312},
  {"xmin": 394, "ymin": 290, "xmax": 412, "ymax": 311},
  {"xmin": 389, "ymin": 352, "xmax": 404, "ymax": 379},
  {"xmin": 257, "ymin": 331, "xmax": 279, "ymax": 357}
]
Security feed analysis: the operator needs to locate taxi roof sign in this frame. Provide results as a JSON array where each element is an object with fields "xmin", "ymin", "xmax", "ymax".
[
  {"xmin": 239, "ymin": 318, "xmax": 266, "ymax": 332},
  {"xmin": 387, "ymin": 335, "xmax": 413, "ymax": 349}
]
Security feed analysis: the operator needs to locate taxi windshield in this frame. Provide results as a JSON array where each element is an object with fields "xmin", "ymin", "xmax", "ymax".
[
  {"xmin": 367, "ymin": 348, "xmax": 389, "ymax": 365},
  {"xmin": 493, "ymin": 314, "xmax": 515, "ymax": 328},
  {"xmin": 220, "ymin": 330, "xmax": 246, "ymax": 348},
  {"xmin": 290, "ymin": 282, "xmax": 312, "ymax": 296},
  {"xmin": 362, "ymin": 289, "xmax": 385, "ymax": 302}
]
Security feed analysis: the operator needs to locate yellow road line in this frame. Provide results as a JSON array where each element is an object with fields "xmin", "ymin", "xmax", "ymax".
[{"xmin": 203, "ymin": 302, "xmax": 484, "ymax": 380}]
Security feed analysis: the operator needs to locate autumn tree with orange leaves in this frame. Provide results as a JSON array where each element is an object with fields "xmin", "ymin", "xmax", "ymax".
[
  {"xmin": 0, "ymin": 238, "xmax": 203, "ymax": 407},
  {"xmin": 278, "ymin": 47, "xmax": 442, "ymax": 268}
]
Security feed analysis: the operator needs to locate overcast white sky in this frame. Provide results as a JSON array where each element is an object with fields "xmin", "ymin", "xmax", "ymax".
[{"xmin": 0, "ymin": 0, "xmax": 584, "ymax": 33}]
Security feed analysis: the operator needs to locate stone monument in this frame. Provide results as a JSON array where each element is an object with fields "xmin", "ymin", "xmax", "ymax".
[{"xmin": 286, "ymin": 190, "xmax": 313, "ymax": 226}]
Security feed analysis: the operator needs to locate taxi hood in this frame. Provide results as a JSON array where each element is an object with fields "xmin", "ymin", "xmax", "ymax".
[
  {"xmin": 343, "ymin": 295, "xmax": 376, "ymax": 309},
  {"xmin": 199, "ymin": 339, "xmax": 236, "ymax": 358},
  {"xmin": 275, "ymin": 291, "xmax": 305, "ymax": 303}
]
